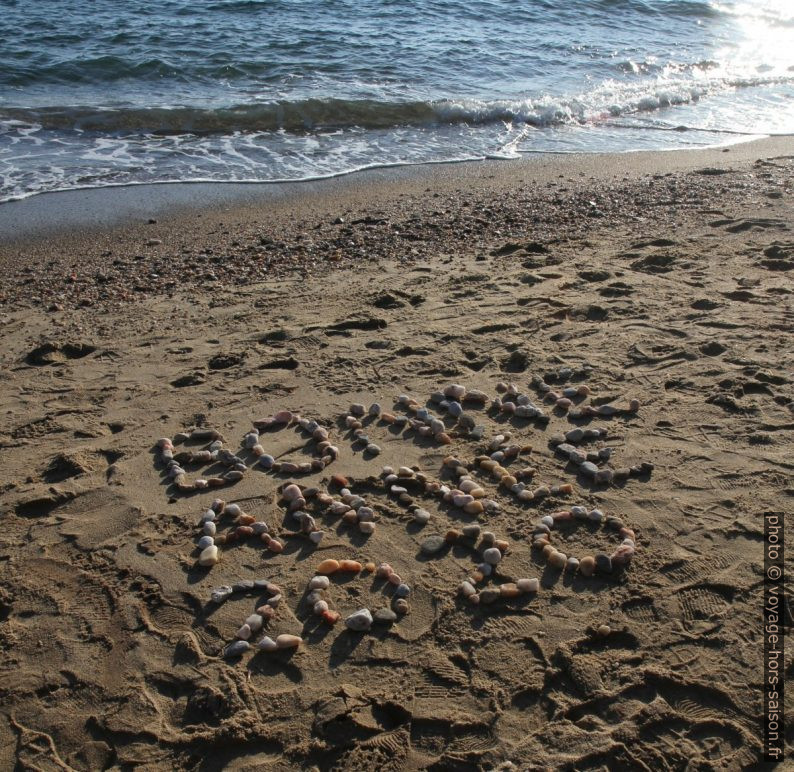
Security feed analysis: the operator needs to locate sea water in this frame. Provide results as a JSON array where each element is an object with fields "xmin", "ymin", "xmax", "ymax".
[{"xmin": 1, "ymin": 0, "xmax": 792, "ymax": 201}]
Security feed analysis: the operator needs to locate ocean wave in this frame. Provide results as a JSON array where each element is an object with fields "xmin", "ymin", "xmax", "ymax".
[{"xmin": 3, "ymin": 72, "xmax": 793, "ymax": 136}]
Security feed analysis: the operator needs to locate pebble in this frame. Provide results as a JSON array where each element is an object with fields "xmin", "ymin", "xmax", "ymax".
[
  {"xmin": 211, "ymin": 585, "xmax": 233, "ymax": 603},
  {"xmin": 374, "ymin": 608, "xmax": 398, "ymax": 624},
  {"xmin": 566, "ymin": 557, "xmax": 580, "ymax": 571},
  {"xmin": 595, "ymin": 553, "xmax": 613, "ymax": 574},
  {"xmin": 548, "ymin": 551, "xmax": 567, "ymax": 569},
  {"xmin": 479, "ymin": 588, "xmax": 501, "ymax": 605},
  {"xmin": 444, "ymin": 384, "xmax": 466, "ymax": 400},
  {"xmin": 588, "ymin": 509, "xmax": 604, "ymax": 523},
  {"xmin": 394, "ymin": 583, "xmax": 411, "ymax": 597},
  {"xmin": 517, "ymin": 578, "xmax": 540, "ymax": 593},
  {"xmin": 579, "ymin": 556, "xmax": 596, "ymax": 577},
  {"xmin": 482, "ymin": 547, "xmax": 502, "ymax": 565},
  {"xmin": 316, "ymin": 559, "xmax": 340, "ymax": 574},
  {"xmin": 198, "ymin": 545, "xmax": 219, "ymax": 566},
  {"xmin": 275, "ymin": 634, "xmax": 302, "ymax": 649},
  {"xmin": 459, "ymin": 581, "xmax": 477, "ymax": 598},
  {"xmin": 413, "ymin": 508, "xmax": 431, "ymax": 525},
  {"xmin": 197, "ymin": 535, "xmax": 215, "ymax": 549},
  {"xmin": 313, "ymin": 600, "xmax": 329, "ymax": 615},
  {"xmin": 580, "ymin": 461, "xmax": 599, "ymax": 477},
  {"xmin": 359, "ymin": 521, "xmax": 376, "ymax": 535},
  {"xmin": 420, "ymin": 535, "xmax": 446, "ymax": 555},
  {"xmin": 257, "ymin": 636, "xmax": 278, "ymax": 652},
  {"xmin": 597, "ymin": 624, "xmax": 611, "ymax": 637},
  {"xmin": 393, "ymin": 598, "xmax": 409, "ymax": 614},
  {"xmin": 500, "ymin": 583, "xmax": 521, "ymax": 599},
  {"xmin": 224, "ymin": 640, "xmax": 250, "ymax": 658},
  {"xmin": 203, "ymin": 521, "xmax": 217, "ymax": 536},
  {"xmin": 345, "ymin": 608, "xmax": 373, "ymax": 632},
  {"xmin": 462, "ymin": 524, "xmax": 482, "ymax": 540},
  {"xmin": 309, "ymin": 531, "xmax": 324, "ymax": 544},
  {"xmin": 259, "ymin": 454, "xmax": 276, "ymax": 469},
  {"xmin": 237, "ymin": 623, "xmax": 252, "ymax": 640}
]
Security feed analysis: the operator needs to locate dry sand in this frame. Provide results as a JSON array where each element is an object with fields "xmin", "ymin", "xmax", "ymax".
[{"xmin": 0, "ymin": 139, "xmax": 792, "ymax": 770}]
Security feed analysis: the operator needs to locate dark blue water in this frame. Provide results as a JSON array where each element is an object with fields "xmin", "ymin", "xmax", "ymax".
[{"xmin": 1, "ymin": 0, "xmax": 792, "ymax": 201}]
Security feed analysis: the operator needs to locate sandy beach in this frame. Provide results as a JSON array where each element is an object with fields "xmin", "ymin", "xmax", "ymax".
[{"xmin": 0, "ymin": 139, "xmax": 792, "ymax": 769}]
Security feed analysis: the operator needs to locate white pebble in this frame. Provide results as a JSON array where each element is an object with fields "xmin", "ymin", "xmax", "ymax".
[{"xmin": 257, "ymin": 636, "xmax": 278, "ymax": 652}]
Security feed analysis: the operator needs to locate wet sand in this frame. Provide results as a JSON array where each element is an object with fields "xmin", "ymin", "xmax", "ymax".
[{"xmin": 0, "ymin": 138, "xmax": 792, "ymax": 769}]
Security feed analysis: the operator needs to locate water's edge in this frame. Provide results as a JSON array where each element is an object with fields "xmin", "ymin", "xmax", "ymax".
[{"xmin": 1, "ymin": 137, "xmax": 790, "ymax": 245}]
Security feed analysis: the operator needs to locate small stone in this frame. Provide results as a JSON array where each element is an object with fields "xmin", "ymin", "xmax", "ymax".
[
  {"xmin": 517, "ymin": 578, "xmax": 539, "ymax": 593},
  {"xmin": 597, "ymin": 624, "xmax": 611, "ymax": 637},
  {"xmin": 459, "ymin": 580, "xmax": 477, "ymax": 597},
  {"xmin": 393, "ymin": 598, "xmax": 409, "ymax": 614},
  {"xmin": 197, "ymin": 535, "xmax": 215, "ymax": 549},
  {"xmin": 257, "ymin": 636, "xmax": 278, "ymax": 652},
  {"xmin": 413, "ymin": 508, "xmax": 431, "ymax": 525},
  {"xmin": 313, "ymin": 600, "xmax": 329, "ymax": 615},
  {"xmin": 579, "ymin": 556, "xmax": 596, "ymax": 576},
  {"xmin": 359, "ymin": 521, "xmax": 376, "ymax": 535},
  {"xmin": 479, "ymin": 588, "xmax": 501, "ymax": 604},
  {"xmin": 374, "ymin": 608, "xmax": 397, "ymax": 624},
  {"xmin": 345, "ymin": 608, "xmax": 373, "ymax": 632},
  {"xmin": 420, "ymin": 535, "xmax": 446, "ymax": 555},
  {"xmin": 211, "ymin": 585, "xmax": 233, "ymax": 604},
  {"xmin": 500, "ymin": 583, "xmax": 521, "ymax": 598},
  {"xmin": 548, "ymin": 551, "xmax": 567, "ymax": 569},
  {"xmin": 462, "ymin": 524, "xmax": 482, "ymax": 540},
  {"xmin": 246, "ymin": 614, "xmax": 264, "ymax": 633},
  {"xmin": 566, "ymin": 557, "xmax": 580, "ymax": 571},
  {"xmin": 350, "ymin": 403, "xmax": 366, "ymax": 416},
  {"xmin": 394, "ymin": 583, "xmax": 411, "ymax": 597},
  {"xmin": 365, "ymin": 444, "xmax": 382, "ymax": 455},
  {"xmin": 224, "ymin": 640, "xmax": 251, "ymax": 657},
  {"xmin": 275, "ymin": 634, "xmax": 302, "ymax": 649},
  {"xmin": 482, "ymin": 547, "xmax": 502, "ymax": 565},
  {"xmin": 317, "ymin": 559, "xmax": 340, "ymax": 574},
  {"xmin": 580, "ymin": 461, "xmax": 599, "ymax": 477},
  {"xmin": 198, "ymin": 545, "xmax": 219, "ymax": 567},
  {"xmin": 595, "ymin": 553, "xmax": 613, "ymax": 574}
]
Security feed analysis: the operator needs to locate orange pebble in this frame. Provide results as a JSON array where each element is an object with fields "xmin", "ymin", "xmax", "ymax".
[
  {"xmin": 494, "ymin": 539, "xmax": 510, "ymax": 553},
  {"xmin": 235, "ymin": 526, "xmax": 254, "ymax": 538},
  {"xmin": 364, "ymin": 562, "xmax": 376, "ymax": 573},
  {"xmin": 268, "ymin": 539, "xmax": 283, "ymax": 553},
  {"xmin": 260, "ymin": 532, "xmax": 272, "ymax": 545},
  {"xmin": 339, "ymin": 559, "xmax": 362, "ymax": 573},
  {"xmin": 500, "ymin": 583, "xmax": 521, "ymax": 599},
  {"xmin": 238, "ymin": 514, "xmax": 255, "ymax": 525},
  {"xmin": 316, "ymin": 559, "xmax": 340, "ymax": 574},
  {"xmin": 445, "ymin": 529, "xmax": 462, "ymax": 543},
  {"xmin": 322, "ymin": 609, "xmax": 341, "ymax": 625},
  {"xmin": 436, "ymin": 433, "xmax": 452, "ymax": 445},
  {"xmin": 558, "ymin": 483, "xmax": 573, "ymax": 495},
  {"xmin": 331, "ymin": 474, "xmax": 349, "ymax": 488}
]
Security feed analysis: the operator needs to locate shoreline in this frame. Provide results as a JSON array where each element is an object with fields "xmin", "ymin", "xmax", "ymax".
[
  {"xmin": 1, "ymin": 136, "xmax": 792, "ymax": 312},
  {"xmin": 1, "ymin": 136, "xmax": 791, "ymax": 245}
]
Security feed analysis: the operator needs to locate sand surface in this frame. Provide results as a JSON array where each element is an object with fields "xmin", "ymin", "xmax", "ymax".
[{"xmin": 0, "ymin": 141, "xmax": 792, "ymax": 770}]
